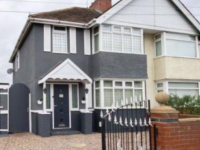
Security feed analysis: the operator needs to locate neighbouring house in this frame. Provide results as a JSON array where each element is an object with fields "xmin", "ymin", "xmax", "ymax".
[
  {"xmin": 8, "ymin": 0, "xmax": 200, "ymax": 137},
  {"xmin": 0, "ymin": 83, "xmax": 9, "ymax": 135}
]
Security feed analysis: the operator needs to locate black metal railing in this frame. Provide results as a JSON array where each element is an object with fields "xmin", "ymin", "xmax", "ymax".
[{"xmin": 101, "ymin": 100, "xmax": 152, "ymax": 150}]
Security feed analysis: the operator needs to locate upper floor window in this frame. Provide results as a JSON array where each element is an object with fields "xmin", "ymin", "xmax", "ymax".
[
  {"xmin": 14, "ymin": 52, "xmax": 20, "ymax": 72},
  {"xmin": 53, "ymin": 26, "xmax": 68, "ymax": 53},
  {"xmin": 94, "ymin": 24, "xmax": 143, "ymax": 54},
  {"xmin": 155, "ymin": 32, "xmax": 198, "ymax": 58}
]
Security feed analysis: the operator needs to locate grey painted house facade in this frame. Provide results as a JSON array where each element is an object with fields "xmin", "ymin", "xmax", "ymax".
[{"xmin": 8, "ymin": 0, "xmax": 200, "ymax": 136}]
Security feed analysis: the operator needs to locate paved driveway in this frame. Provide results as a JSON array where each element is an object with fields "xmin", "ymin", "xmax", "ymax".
[{"xmin": 0, "ymin": 133, "xmax": 101, "ymax": 150}]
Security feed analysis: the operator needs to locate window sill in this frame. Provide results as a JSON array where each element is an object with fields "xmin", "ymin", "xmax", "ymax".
[
  {"xmin": 93, "ymin": 50, "xmax": 146, "ymax": 55},
  {"xmin": 52, "ymin": 51, "xmax": 68, "ymax": 54},
  {"xmin": 154, "ymin": 55, "xmax": 200, "ymax": 60}
]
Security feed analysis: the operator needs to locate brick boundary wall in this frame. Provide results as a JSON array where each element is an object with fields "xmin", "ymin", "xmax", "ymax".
[{"xmin": 151, "ymin": 117, "xmax": 200, "ymax": 150}]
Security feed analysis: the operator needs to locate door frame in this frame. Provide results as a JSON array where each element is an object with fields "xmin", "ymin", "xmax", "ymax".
[{"xmin": 50, "ymin": 83, "xmax": 79, "ymax": 130}]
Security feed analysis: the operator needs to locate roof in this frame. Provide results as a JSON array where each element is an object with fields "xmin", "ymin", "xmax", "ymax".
[{"xmin": 29, "ymin": 7, "xmax": 101, "ymax": 24}]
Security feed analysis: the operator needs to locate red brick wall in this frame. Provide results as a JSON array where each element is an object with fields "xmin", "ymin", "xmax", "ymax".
[
  {"xmin": 89, "ymin": 0, "xmax": 111, "ymax": 13},
  {"xmin": 152, "ymin": 121, "xmax": 200, "ymax": 150}
]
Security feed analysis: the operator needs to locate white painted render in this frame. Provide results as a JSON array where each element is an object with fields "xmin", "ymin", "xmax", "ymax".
[{"xmin": 104, "ymin": 0, "xmax": 198, "ymax": 35}]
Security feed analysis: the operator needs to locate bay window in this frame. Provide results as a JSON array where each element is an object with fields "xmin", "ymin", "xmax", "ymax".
[
  {"xmin": 94, "ymin": 24, "xmax": 143, "ymax": 54},
  {"xmin": 156, "ymin": 82, "xmax": 199, "ymax": 97},
  {"xmin": 95, "ymin": 80, "xmax": 145, "ymax": 108},
  {"xmin": 53, "ymin": 26, "xmax": 68, "ymax": 53},
  {"xmin": 155, "ymin": 32, "xmax": 198, "ymax": 58}
]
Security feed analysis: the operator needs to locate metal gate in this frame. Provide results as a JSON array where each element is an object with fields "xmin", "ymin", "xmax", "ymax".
[
  {"xmin": 101, "ymin": 100, "xmax": 152, "ymax": 150},
  {"xmin": 9, "ymin": 83, "xmax": 30, "ymax": 133}
]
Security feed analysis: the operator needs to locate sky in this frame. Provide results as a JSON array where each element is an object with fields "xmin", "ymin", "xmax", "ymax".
[{"xmin": 0, "ymin": 0, "xmax": 199, "ymax": 84}]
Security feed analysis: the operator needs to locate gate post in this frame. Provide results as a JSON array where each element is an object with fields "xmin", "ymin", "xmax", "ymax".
[
  {"xmin": 101, "ymin": 118, "xmax": 106, "ymax": 150},
  {"xmin": 151, "ymin": 93, "xmax": 179, "ymax": 150}
]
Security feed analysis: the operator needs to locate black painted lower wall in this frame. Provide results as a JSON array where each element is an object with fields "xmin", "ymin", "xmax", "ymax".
[{"xmin": 0, "ymin": 114, "xmax": 8, "ymax": 130}]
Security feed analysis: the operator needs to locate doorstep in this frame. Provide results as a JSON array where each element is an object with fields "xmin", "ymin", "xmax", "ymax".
[{"xmin": 51, "ymin": 129, "xmax": 81, "ymax": 136}]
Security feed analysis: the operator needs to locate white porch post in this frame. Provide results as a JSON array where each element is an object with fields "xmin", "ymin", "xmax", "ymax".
[{"xmin": 43, "ymin": 82, "xmax": 47, "ymax": 113}]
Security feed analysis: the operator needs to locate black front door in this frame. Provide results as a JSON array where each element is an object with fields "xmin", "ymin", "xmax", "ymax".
[{"xmin": 54, "ymin": 85, "xmax": 70, "ymax": 128}]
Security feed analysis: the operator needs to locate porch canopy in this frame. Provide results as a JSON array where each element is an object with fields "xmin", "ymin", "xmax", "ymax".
[{"xmin": 38, "ymin": 59, "xmax": 92, "ymax": 84}]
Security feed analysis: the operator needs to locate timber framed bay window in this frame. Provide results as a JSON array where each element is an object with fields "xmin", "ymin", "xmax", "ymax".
[
  {"xmin": 156, "ymin": 81, "xmax": 200, "ymax": 98},
  {"xmin": 93, "ymin": 24, "xmax": 143, "ymax": 54},
  {"xmin": 52, "ymin": 26, "xmax": 68, "ymax": 53},
  {"xmin": 155, "ymin": 32, "xmax": 198, "ymax": 58},
  {"xmin": 94, "ymin": 80, "xmax": 145, "ymax": 108}
]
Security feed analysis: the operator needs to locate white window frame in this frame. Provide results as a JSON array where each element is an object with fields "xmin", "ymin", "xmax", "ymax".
[
  {"xmin": 156, "ymin": 81, "xmax": 200, "ymax": 97},
  {"xmin": 52, "ymin": 26, "xmax": 68, "ymax": 54},
  {"xmin": 154, "ymin": 32, "xmax": 199, "ymax": 59},
  {"xmin": 94, "ymin": 79, "xmax": 146, "ymax": 109},
  {"xmin": 93, "ymin": 24, "xmax": 144, "ymax": 55}
]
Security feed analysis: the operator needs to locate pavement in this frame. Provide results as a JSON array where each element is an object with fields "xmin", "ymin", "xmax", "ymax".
[{"xmin": 0, "ymin": 133, "xmax": 101, "ymax": 150}]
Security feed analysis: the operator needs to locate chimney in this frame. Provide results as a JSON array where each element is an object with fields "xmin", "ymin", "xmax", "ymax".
[{"xmin": 89, "ymin": 0, "xmax": 112, "ymax": 13}]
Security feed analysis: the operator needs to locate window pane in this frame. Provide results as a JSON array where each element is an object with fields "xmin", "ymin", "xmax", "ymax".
[
  {"xmin": 124, "ymin": 28, "xmax": 131, "ymax": 33},
  {"xmin": 123, "ymin": 35, "xmax": 132, "ymax": 52},
  {"xmin": 104, "ymin": 89, "xmax": 113, "ymax": 107},
  {"xmin": 135, "ymin": 81, "xmax": 143, "ymax": 88},
  {"xmin": 53, "ymin": 33, "xmax": 67, "ymax": 53},
  {"xmin": 104, "ymin": 81, "xmax": 112, "ymax": 87},
  {"xmin": 134, "ymin": 89, "xmax": 143, "ymax": 101},
  {"xmin": 115, "ymin": 82, "xmax": 122, "ymax": 87},
  {"xmin": 54, "ymin": 26, "xmax": 66, "ymax": 31},
  {"xmin": 132, "ymin": 36, "xmax": 141, "ymax": 53},
  {"xmin": 102, "ymin": 24, "xmax": 112, "ymax": 32},
  {"xmin": 0, "ymin": 89, "xmax": 8, "ymax": 93},
  {"xmin": 169, "ymin": 82, "xmax": 198, "ymax": 88},
  {"xmin": 103, "ymin": 33, "xmax": 112, "ymax": 51},
  {"xmin": 96, "ymin": 89, "xmax": 100, "ymax": 107},
  {"xmin": 156, "ymin": 41, "xmax": 162, "ymax": 57},
  {"xmin": 126, "ymin": 82, "xmax": 132, "ymax": 87},
  {"xmin": 166, "ymin": 40, "xmax": 196, "ymax": 57},
  {"xmin": 113, "ymin": 34, "xmax": 122, "ymax": 52},
  {"xmin": 155, "ymin": 34, "xmax": 161, "ymax": 40},
  {"xmin": 158, "ymin": 90, "xmax": 164, "ymax": 93},
  {"xmin": 46, "ymin": 84, "xmax": 51, "ymax": 109},
  {"xmin": 0, "ymin": 95, "xmax": 8, "ymax": 110},
  {"xmin": 132, "ymin": 28, "xmax": 141, "ymax": 35},
  {"xmin": 114, "ymin": 26, "xmax": 121, "ymax": 32},
  {"xmin": 169, "ymin": 89, "xmax": 198, "ymax": 97},
  {"xmin": 125, "ymin": 89, "xmax": 133, "ymax": 104},
  {"xmin": 72, "ymin": 85, "xmax": 78, "ymax": 108},
  {"xmin": 166, "ymin": 33, "xmax": 195, "ymax": 41},
  {"xmin": 115, "ymin": 89, "xmax": 123, "ymax": 107},
  {"xmin": 95, "ymin": 81, "xmax": 100, "ymax": 88},
  {"xmin": 157, "ymin": 83, "xmax": 163, "ymax": 88},
  {"xmin": 94, "ymin": 26, "xmax": 99, "ymax": 34},
  {"xmin": 124, "ymin": 28, "xmax": 131, "ymax": 34},
  {"xmin": 94, "ymin": 35, "xmax": 99, "ymax": 52}
]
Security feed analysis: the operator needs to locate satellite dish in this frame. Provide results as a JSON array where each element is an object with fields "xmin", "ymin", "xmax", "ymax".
[{"xmin": 7, "ymin": 68, "xmax": 14, "ymax": 74}]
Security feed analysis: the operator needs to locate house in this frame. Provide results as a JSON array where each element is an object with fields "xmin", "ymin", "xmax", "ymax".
[
  {"xmin": 0, "ymin": 83, "xmax": 9, "ymax": 135},
  {"xmin": 8, "ymin": 0, "xmax": 200, "ymax": 137}
]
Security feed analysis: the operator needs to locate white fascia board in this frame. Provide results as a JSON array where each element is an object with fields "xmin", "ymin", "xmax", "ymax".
[
  {"xmin": 29, "ymin": 18, "xmax": 88, "ymax": 28},
  {"xmin": 95, "ymin": 0, "xmax": 133, "ymax": 24},
  {"xmin": 38, "ymin": 58, "xmax": 92, "ymax": 84},
  {"xmin": 171, "ymin": 0, "xmax": 200, "ymax": 33}
]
